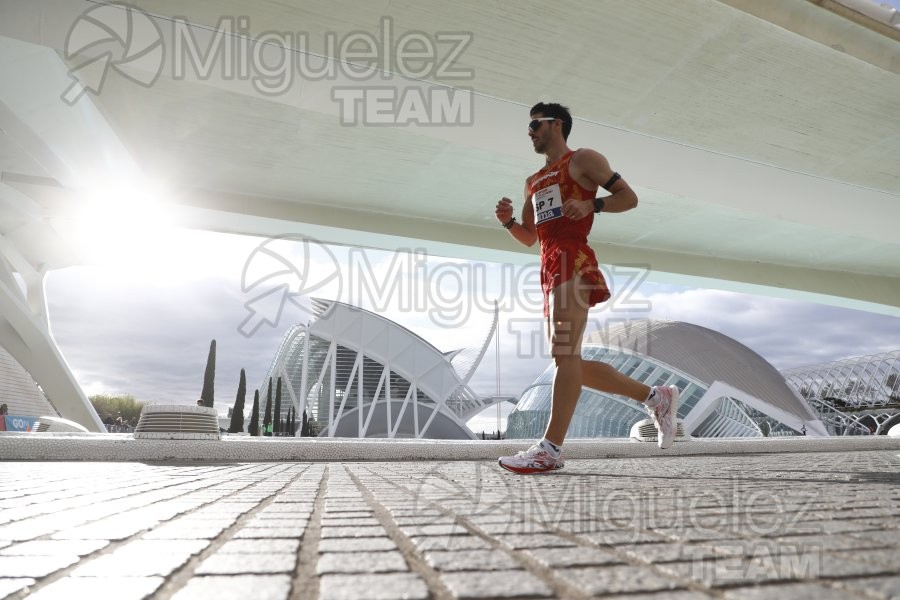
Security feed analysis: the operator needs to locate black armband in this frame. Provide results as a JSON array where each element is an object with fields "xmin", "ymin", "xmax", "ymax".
[
  {"xmin": 602, "ymin": 172, "xmax": 621, "ymax": 191},
  {"xmin": 502, "ymin": 217, "xmax": 517, "ymax": 229},
  {"xmin": 593, "ymin": 197, "xmax": 605, "ymax": 213}
]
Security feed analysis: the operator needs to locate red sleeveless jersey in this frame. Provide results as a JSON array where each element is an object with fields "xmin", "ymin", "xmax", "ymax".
[{"xmin": 526, "ymin": 150, "xmax": 595, "ymax": 253}]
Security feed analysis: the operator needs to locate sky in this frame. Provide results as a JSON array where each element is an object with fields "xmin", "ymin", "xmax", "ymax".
[{"xmin": 44, "ymin": 228, "xmax": 900, "ymax": 434}]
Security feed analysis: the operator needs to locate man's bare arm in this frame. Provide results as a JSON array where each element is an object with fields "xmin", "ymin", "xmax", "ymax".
[
  {"xmin": 562, "ymin": 149, "xmax": 638, "ymax": 219},
  {"xmin": 494, "ymin": 185, "xmax": 537, "ymax": 247}
]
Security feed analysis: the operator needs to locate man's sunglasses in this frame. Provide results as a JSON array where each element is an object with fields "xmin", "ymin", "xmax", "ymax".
[{"xmin": 529, "ymin": 117, "xmax": 556, "ymax": 132}]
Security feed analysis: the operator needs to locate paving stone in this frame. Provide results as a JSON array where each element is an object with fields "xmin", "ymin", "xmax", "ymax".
[
  {"xmin": 774, "ymin": 534, "xmax": 874, "ymax": 551},
  {"xmin": 826, "ymin": 549, "xmax": 900, "ymax": 568},
  {"xmin": 602, "ymin": 593, "xmax": 715, "ymax": 600},
  {"xmin": 218, "ymin": 539, "xmax": 300, "ymax": 554},
  {"xmin": 838, "ymin": 575, "xmax": 900, "ymax": 599},
  {"xmin": 318, "ymin": 573, "xmax": 429, "ymax": 600},
  {"xmin": 318, "ymin": 537, "xmax": 397, "ymax": 553},
  {"xmin": 243, "ymin": 518, "xmax": 309, "ymax": 530},
  {"xmin": 658, "ymin": 558, "xmax": 784, "ymax": 587},
  {"xmin": 401, "ymin": 523, "xmax": 471, "ymax": 537},
  {"xmin": 440, "ymin": 569, "xmax": 553, "ymax": 599},
  {"xmin": 232, "ymin": 524, "xmax": 306, "ymax": 538},
  {"xmin": 254, "ymin": 512, "xmax": 311, "ymax": 520},
  {"xmin": 142, "ymin": 521, "xmax": 233, "ymax": 540},
  {"xmin": 621, "ymin": 542, "xmax": 717, "ymax": 563},
  {"xmin": 51, "ymin": 513, "xmax": 162, "ymax": 540},
  {"xmin": 474, "ymin": 521, "xmax": 550, "ymax": 535},
  {"xmin": 25, "ymin": 576, "xmax": 164, "ymax": 600},
  {"xmin": 723, "ymin": 582, "xmax": 857, "ymax": 599},
  {"xmin": 495, "ymin": 532, "xmax": 577, "ymax": 550},
  {"xmin": 324, "ymin": 504, "xmax": 371, "ymax": 513},
  {"xmin": 847, "ymin": 530, "xmax": 900, "ymax": 547},
  {"xmin": 0, "ymin": 554, "xmax": 79, "ymax": 578},
  {"xmin": 321, "ymin": 511, "xmax": 374, "ymax": 518},
  {"xmin": 320, "ymin": 517, "xmax": 381, "ymax": 527},
  {"xmin": 643, "ymin": 528, "xmax": 728, "ymax": 543},
  {"xmin": 586, "ymin": 529, "xmax": 665, "ymax": 545},
  {"xmin": 170, "ymin": 574, "xmax": 292, "ymax": 600},
  {"xmin": 71, "ymin": 540, "xmax": 209, "ymax": 577},
  {"xmin": 523, "ymin": 545, "xmax": 623, "ymax": 568},
  {"xmin": 317, "ymin": 550, "xmax": 408, "ymax": 574},
  {"xmin": 425, "ymin": 548, "xmax": 520, "ymax": 571},
  {"xmin": 0, "ymin": 539, "xmax": 108, "ymax": 556},
  {"xmin": 320, "ymin": 525, "xmax": 388, "ymax": 539},
  {"xmin": 0, "ymin": 577, "xmax": 35, "ymax": 597},
  {"xmin": 195, "ymin": 553, "xmax": 297, "ymax": 575},
  {"xmin": 562, "ymin": 565, "xmax": 682, "ymax": 595},
  {"xmin": 408, "ymin": 535, "xmax": 491, "ymax": 551},
  {"xmin": 262, "ymin": 503, "xmax": 311, "ymax": 512}
]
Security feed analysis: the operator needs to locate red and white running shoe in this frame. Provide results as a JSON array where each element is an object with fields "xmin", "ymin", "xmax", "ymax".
[
  {"xmin": 648, "ymin": 385, "xmax": 680, "ymax": 449},
  {"xmin": 498, "ymin": 444, "xmax": 564, "ymax": 474}
]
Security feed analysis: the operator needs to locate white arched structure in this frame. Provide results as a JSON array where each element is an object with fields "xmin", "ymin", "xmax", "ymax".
[
  {"xmin": 508, "ymin": 320, "xmax": 829, "ymax": 440},
  {"xmin": 259, "ymin": 299, "xmax": 499, "ymax": 439},
  {"xmin": 782, "ymin": 351, "xmax": 900, "ymax": 435},
  {"xmin": 0, "ymin": 251, "xmax": 103, "ymax": 432}
]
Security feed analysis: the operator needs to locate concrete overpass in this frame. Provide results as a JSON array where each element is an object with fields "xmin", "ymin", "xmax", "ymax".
[{"xmin": 0, "ymin": 0, "xmax": 898, "ymax": 430}]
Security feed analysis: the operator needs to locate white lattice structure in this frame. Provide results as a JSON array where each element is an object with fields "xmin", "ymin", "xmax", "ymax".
[
  {"xmin": 508, "ymin": 320, "xmax": 829, "ymax": 440},
  {"xmin": 259, "ymin": 299, "xmax": 499, "ymax": 439},
  {"xmin": 782, "ymin": 351, "xmax": 900, "ymax": 435}
]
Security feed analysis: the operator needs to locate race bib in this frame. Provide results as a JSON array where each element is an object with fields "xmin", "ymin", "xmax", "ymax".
[{"xmin": 532, "ymin": 184, "xmax": 563, "ymax": 225}]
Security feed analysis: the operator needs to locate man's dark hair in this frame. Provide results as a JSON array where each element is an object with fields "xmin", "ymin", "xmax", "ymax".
[{"xmin": 530, "ymin": 102, "xmax": 572, "ymax": 140}]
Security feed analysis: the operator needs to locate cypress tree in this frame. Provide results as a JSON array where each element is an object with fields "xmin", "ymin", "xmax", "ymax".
[
  {"xmin": 301, "ymin": 409, "xmax": 309, "ymax": 437},
  {"xmin": 248, "ymin": 389, "xmax": 260, "ymax": 436},
  {"xmin": 200, "ymin": 339, "xmax": 216, "ymax": 407},
  {"xmin": 290, "ymin": 407, "xmax": 297, "ymax": 437},
  {"xmin": 274, "ymin": 377, "xmax": 282, "ymax": 435},
  {"xmin": 263, "ymin": 379, "xmax": 273, "ymax": 437},
  {"xmin": 228, "ymin": 369, "xmax": 247, "ymax": 433}
]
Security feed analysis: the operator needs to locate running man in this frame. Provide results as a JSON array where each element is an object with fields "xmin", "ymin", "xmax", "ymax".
[{"xmin": 495, "ymin": 102, "xmax": 679, "ymax": 474}]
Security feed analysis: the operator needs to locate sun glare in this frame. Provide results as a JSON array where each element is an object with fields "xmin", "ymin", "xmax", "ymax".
[{"xmin": 66, "ymin": 176, "xmax": 179, "ymax": 271}]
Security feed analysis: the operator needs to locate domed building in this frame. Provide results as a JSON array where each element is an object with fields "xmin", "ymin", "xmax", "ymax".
[
  {"xmin": 507, "ymin": 320, "xmax": 829, "ymax": 439},
  {"xmin": 259, "ymin": 299, "xmax": 503, "ymax": 438}
]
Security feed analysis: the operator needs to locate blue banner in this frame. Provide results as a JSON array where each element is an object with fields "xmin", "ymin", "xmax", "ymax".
[{"xmin": 5, "ymin": 416, "xmax": 38, "ymax": 432}]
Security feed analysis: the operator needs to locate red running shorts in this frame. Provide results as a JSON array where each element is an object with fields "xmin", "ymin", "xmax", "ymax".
[{"xmin": 540, "ymin": 241, "xmax": 611, "ymax": 317}]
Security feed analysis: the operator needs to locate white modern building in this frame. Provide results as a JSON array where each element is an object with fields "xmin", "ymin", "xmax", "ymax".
[
  {"xmin": 508, "ymin": 320, "xmax": 830, "ymax": 440},
  {"xmin": 0, "ymin": 345, "xmax": 60, "ymax": 430},
  {"xmin": 258, "ymin": 299, "xmax": 504, "ymax": 439},
  {"xmin": 783, "ymin": 351, "xmax": 900, "ymax": 435}
]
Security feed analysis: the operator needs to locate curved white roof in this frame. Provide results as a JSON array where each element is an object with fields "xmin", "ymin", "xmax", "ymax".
[
  {"xmin": 307, "ymin": 299, "xmax": 465, "ymax": 403},
  {"xmin": 586, "ymin": 320, "xmax": 818, "ymax": 422}
]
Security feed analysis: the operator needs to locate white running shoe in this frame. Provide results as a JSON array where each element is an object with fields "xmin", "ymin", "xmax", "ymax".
[
  {"xmin": 648, "ymin": 385, "xmax": 680, "ymax": 449},
  {"xmin": 498, "ymin": 444, "xmax": 564, "ymax": 474}
]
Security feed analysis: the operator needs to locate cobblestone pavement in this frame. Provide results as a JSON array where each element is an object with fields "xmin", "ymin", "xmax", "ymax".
[{"xmin": 1, "ymin": 450, "xmax": 899, "ymax": 599}]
